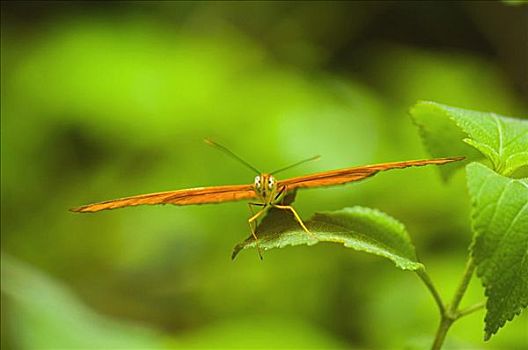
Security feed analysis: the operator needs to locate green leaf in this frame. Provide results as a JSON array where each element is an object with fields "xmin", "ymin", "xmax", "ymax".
[
  {"xmin": 467, "ymin": 162, "xmax": 528, "ymax": 340},
  {"xmin": 410, "ymin": 101, "xmax": 528, "ymax": 177},
  {"xmin": 233, "ymin": 206, "xmax": 423, "ymax": 271}
]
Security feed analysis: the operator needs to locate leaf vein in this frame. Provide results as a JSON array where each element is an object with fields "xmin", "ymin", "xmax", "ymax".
[
  {"xmin": 500, "ymin": 127, "xmax": 527, "ymax": 150},
  {"xmin": 493, "ymin": 114, "xmax": 504, "ymax": 158}
]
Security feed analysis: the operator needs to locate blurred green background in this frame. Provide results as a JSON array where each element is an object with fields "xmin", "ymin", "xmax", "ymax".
[{"xmin": 1, "ymin": 1, "xmax": 527, "ymax": 349}]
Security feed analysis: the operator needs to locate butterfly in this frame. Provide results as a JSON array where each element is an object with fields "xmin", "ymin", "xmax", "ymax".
[{"xmin": 72, "ymin": 139, "xmax": 463, "ymax": 257}]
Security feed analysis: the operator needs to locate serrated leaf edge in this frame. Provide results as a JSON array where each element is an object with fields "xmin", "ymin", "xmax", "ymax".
[
  {"xmin": 415, "ymin": 101, "xmax": 528, "ymax": 176},
  {"xmin": 467, "ymin": 163, "xmax": 528, "ymax": 340},
  {"xmin": 233, "ymin": 207, "xmax": 423, "ymax": 271}
]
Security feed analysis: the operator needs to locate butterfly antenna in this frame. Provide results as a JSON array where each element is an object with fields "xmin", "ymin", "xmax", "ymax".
[
  {"xmin": 271, "ymin": 155, "xmax": 321, "ymax": 175},
  {"xmin": 204, "ymin": 138, "xmax": 261, "ymax": 175}
]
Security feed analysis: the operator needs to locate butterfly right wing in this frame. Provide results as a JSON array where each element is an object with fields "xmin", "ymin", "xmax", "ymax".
[
  {"xmin": 278, "ymin": 157, "xmax": 464, "ymax": 191},
  {"xmin": 71, "ymin": 184, "xmax": 257, "ymax": 213}
]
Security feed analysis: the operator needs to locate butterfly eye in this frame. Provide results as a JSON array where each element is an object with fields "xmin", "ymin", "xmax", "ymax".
[
  {"xmin": 254, "ymin": 175, "xmax": 261, "ymax": 188},
  {"xmin": 268, "ymin": 176, "xmax": 275, "ymax": 189}
]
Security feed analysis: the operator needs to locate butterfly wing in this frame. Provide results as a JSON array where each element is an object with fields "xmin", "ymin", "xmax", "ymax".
[
  {"xmin": 71, "ymin": 184, "xmax": 257, "ymax": 213},
  {"xmin": 278, "ymin": 157, "xmax": 464, "ymax": 190}
]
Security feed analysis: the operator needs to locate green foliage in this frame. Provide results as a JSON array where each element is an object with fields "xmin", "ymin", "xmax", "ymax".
[
  {"xmin": 177, "ymin": 317, "xmax": 347, "ymax": 349},
  {"xmin": 467, "ymin": 163, "xmax": 528, "ymax": 340},
  {"xmin": 233, "ymin": 101, "xmax": 527, "ymax": 346},
  {"xmin": 502, "ymin": 0, "xmax": 528, "ymax": 5},
  {"xmin": 233, "ymin": 206, "xmax": 422, "ymax": 271},
  {"xmin": 1, "ymin": 255, "xmax": 347, "ymax": 350},
  {"xmin": 410, "ymin": 101, "xmax": 528, "ymax": 177},
  {"xmin": 412, "ymin": 101, "xmax": 528, "ymax": 342},
  {"xmin": 1, "ymin": 255, "xmax": 169, "ymax": 349}
]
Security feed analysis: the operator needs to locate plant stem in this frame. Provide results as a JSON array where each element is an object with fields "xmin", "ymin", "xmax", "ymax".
[
  {"xmin": 448, "ymin": 257, "xmax": 476, "ymax": 313},
  {"xmin": 430, "ymin": 256, "xmax": 477, "ymax": 350},
  {"xmin": 456, "ymin": 301, "xmax": 485, "ymax": 319},
  {"xmin": 416, "ymin": 267, "xmax": 446, "ymax": 314},
  {"xmin": 431, "ymin": 316, "xmax": 454, "ymax": 350}
]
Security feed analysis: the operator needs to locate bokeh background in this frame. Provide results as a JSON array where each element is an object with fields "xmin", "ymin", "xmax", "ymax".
[{"xmin": 1, "ymin": 1, "xmax": 527, "ymax": 349}]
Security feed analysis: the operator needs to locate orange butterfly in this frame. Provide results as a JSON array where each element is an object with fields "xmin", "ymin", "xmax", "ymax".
[{"xmin": 72, "ymin": 139, "xmax": 463, "ymax": 256}]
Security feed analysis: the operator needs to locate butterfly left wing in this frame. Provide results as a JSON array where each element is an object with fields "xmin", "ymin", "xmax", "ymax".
[
  {"xmin": 278, "ymin": 157, "xmax": 464, "ymax": 191},
  {"xmin": 71, "ymin": 184, "xmax": 257, "ymax": 213}
]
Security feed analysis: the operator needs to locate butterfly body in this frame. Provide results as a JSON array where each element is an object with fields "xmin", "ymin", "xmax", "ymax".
[{"xmin": 253, "ymin": 174, "xmax": 279, "ymax": 205}]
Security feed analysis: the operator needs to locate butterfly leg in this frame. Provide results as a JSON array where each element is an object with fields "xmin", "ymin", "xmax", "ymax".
[
  {"xmin": 274, "ymin": 185, "xmax": 286, "ymax": 203},
  {"xmin": 248, "ymin": 203, "xmax": 267, "ymax": 237},
  {"xmin": 272, "ymin": 204, "xmax": 316, "ymax": 239},
  {"xmin": 248, "ymin": 203, "xmax": 267, "ymax": 259}
]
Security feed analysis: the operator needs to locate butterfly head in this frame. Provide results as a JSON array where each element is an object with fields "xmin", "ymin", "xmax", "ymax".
[{"xmin": 254, "ymin": 173, "xmax": 277, "ymax": 203}]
